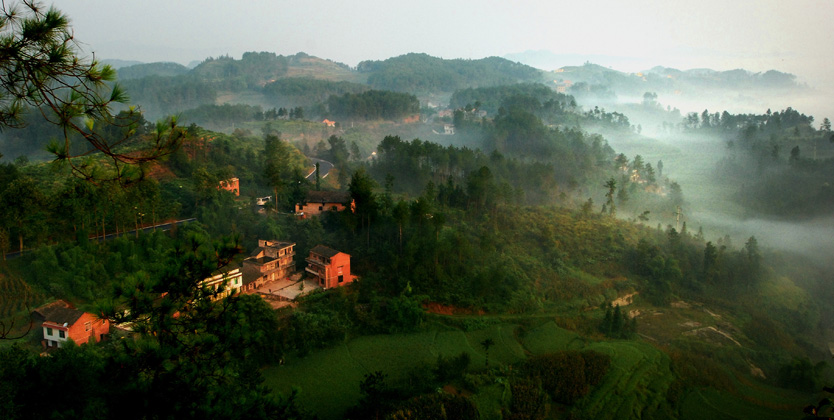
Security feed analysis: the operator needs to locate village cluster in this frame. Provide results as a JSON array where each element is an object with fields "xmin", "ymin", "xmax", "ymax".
[{"xmin": 33, "ymin": 187, "xmax": 358, "ymax": 350}]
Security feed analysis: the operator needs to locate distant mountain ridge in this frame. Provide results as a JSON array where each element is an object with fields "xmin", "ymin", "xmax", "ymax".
[
  {"xmin": 552, "ymin": 63, "xmax": 803, "ymax": 98},
  {"xmin": 104, "ymin": 50, "xmax": 805, "ymax": 120},
  {"xmin": 506, "ymin": 51, "xmax": 804, "ymax": 96},
  {"xmin": 110, "ymin": 52, "xmax": 548, "ymax": 118}
]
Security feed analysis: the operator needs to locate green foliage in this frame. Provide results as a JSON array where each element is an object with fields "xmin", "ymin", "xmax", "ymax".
[
  {"xmin": 120, "ymin": 74, "xmax": 217, "ymax": 116},
  {"xmin": 327, "ymin": 89, "xmax": 419, "ymax": 120},
  {"xmin": 0, "ymin": 1, "xmax": 184, "ymax": 183},
  {"xmin": 450, "ymin": 83, "xmax": 574, "ymax": 117},
  {"xmin": 504, "ymin": 377, "xmax": 548, "ymax": 420},
  {"xmin": 359, "ymin": 53, "xmax": 543, "ymax": 93},
  {"xmin": 0, "ymin": 228, "xmax": 305, "ymax": 419},
  {"xmin": 518, "ymin": 351, "xmax": 611, "ymax": 404},
  {"xmin": 180, "ymin": 103, "xmax": 265, "ymax": 130},
  {"xmin": 434, "ymin": 352, "xmax": 471, "ymax": 383},
  {"xmin": 263, "ymin": 77, "xmax": 367, "ymax": 106},
  {"xmin": 599, "ymin": 303, "xmax": 637, "ymax": 339},
  {"xmin": 776, "ymin": 357, "xmax": 827, "ymax": 392},
  {"xmin": 116, "ymin": 61, "xmax": 190, "ymax": 80},
  {"xmin": 386, "ymin": 393, "xmax": 480, "ymax": 420},
  {"xmin": 286, "ymin": 308, "xmax": 351, "ymax": 354}
]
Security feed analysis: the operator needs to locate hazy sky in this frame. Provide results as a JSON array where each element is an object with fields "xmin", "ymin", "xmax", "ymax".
[{"xmin": 53, "ymin": 0, "xmax": 834, "ymax": 86}]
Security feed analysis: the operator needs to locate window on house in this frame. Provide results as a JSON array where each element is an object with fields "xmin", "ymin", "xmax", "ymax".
[
  {"xmin": 318, "ymin": 206, "xmax": 323, "ymax": 211},
  {"xmin": 85, "ymin": 322, "xmax": 92, "ymax": 332},
  {"xmin": 338, "ymin": 275, "xmax": 344, "ymax": 283},
  {"xmin": 59, "ymin": 330, "xmax": 65, "ymax": 338},
  {"xmin": 46, "ymin": 327, "xmax": 53, "ymax": 336}
]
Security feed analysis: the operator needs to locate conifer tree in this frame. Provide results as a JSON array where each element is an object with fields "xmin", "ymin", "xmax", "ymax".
[{"xmin": 0, "ymin": 1, "xmax": 183, "ymax": 183}]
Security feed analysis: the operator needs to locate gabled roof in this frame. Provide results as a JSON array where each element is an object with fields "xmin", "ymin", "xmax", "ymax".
[
  {"xmin": 33, "ymin": 300, "xmax": 85, "ymax": 326},
  {"xmin": 303, "ymin": 190, "xmax": 352, "ymax": 204},
  {"xmin": 310, "ymin": 245, "xmax": 342, "ymax": 258}
]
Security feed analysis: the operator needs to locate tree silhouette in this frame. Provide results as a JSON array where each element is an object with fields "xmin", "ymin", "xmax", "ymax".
[
  {"xmin": 604, "ymin": 178, "xmax": 617, "ymax": 216},
  {"xmin": 481, "ymin": 338, "xmax": 496, "ymax": 368},
  {"xmin": 0, "ymin": 1, "xmax": 183, "ymax": 184}
]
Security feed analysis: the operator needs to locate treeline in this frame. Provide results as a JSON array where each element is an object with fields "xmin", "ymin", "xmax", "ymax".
[
  {"xmin": 115, "ymin": 61, "xmax": 189, "ymax": 80},
  {"xmin": 0, "ymin": 172, "xmax": 179, "ymax": 256},
  {"xmin": 681, "ymin": 106, "xmax": 814, "ymax": 133},
  {"xmin": 583, "ymin": 106, "xmax": 632, "ymax": 132},
  {"xmin": 0, "ymin": 125, "xmax": 315, "ymax": 257},
  {"xmin": 190, "ymin": 52, "xmax": 290, "ymax": 89},
  {"xmin": 326, "ymin": 90, "xmax": 419, "ymax": 120},
  {"xmin": 180, "ymin": 104, "xmax": 265, "ymax": 129},
  {"xmin": 263, "ymin": 77, "xmax": 367, "ymax": 106},
  {"xmin": 696, "ymin": 107, "xmax": 834, "ymax": 218},
  {"xmin": 119, "ymin": 75, "xmax": 217, "ymax": 116},
  {"xmin": 369, "ymin": 135, "xmax": 560, "ymax": 204},
  {"xmin": 449, "ymin": 83, "xmax": 576, "ymax": 116},
  {"xmin": 358, "ymin": 53, "xmax": 543, "ymax": 93},
  {"xmin": 486, "ymin": 108, "xmax": 615, "ymax": 180},
  {"xmin": 118, "ymin": 52, "xmax": 291, "ymax": 117}
]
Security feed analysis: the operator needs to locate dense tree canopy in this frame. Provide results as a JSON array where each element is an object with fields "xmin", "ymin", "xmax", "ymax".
[
  {"xmin": 327, "ymin": 90, "xmax": 419, "ymax": 120},
  {"xmin": 358, "ymin": 53, "xmax": 543, "ymax": 93}
]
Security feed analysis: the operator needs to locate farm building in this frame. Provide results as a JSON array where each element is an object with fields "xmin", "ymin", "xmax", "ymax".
[
  {"xmin": 32, "ymin": 300, "xmax": 109, "ymax": 349},
  {"xmin": 242, "ymin": 240, "xmax": 296, "ymax": 291},
  {"xmin": 295, "ymin": 190, "xmax": 355, "ymax": 218},
  {"xmin": 305, "ymin": 245, "xmax": 355, "ymax": 289}
]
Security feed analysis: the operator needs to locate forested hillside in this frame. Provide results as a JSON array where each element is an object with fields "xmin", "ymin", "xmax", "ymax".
[
  {"xmin": 358, "ymin": 53, "xmax": 545, "ymax": 93},
  {"xmin": 1, "ymin": 21, "xmax": 832, "ymax": 419}
]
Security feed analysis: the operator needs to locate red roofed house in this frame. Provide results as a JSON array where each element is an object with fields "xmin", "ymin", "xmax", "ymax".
[
  {"xmin": 32, "ymin": 300, "xmax": 109, "ymax": 349},
  {"xmin": 242, "ymin": 240, "xmax": 296, "ymax": 291},
  {"xmin": 218, "ymin": 177, "xmax": 240, "ymax": 196},
  {"xmin": 305, "ymin": 245, "xmax": 355, "ymax": 289},
  {"xmin": 295, "ymin": 190, "xmax": 355, "ymax": 218}
]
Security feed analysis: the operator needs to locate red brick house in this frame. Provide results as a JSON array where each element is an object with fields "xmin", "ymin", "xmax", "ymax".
[
  {"xmin": 305, "ymin": 245, "xmax": 355, "ymax": 289},
  {"xmin": 218, "ymin": 177, "xmax": 240, "ymax": 196},
  {"xmin": 32, "ymin": 300, "xmax": 109, "ymax": 348},
  {"xmin": 295, "ymin": 190, "xmax": 355, "ymax": 218},
  {"xmin": 242, "ymin": 240, "xmax": 296, "ymax": 291}
]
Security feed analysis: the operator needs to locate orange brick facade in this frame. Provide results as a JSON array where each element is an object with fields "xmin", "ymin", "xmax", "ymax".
[
  {"xmin": 40, "ymin": 308, "xmax": 110, "ymax": 348},
  {"xmin": 305, "ymin": 245, "xmax": 355, "ymax": 289},
  {"xmin": 295, "ymin": 191, "xmax": 355, "ymax": 218},
  {"xmin": 296, "ymin": 201, "xmax": 352, "ymax": 217}
]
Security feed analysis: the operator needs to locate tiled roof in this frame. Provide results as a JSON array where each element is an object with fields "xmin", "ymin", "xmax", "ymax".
[
  {"xmin": 33, "ymin": 300, "xmax": 84, "ymax": 326},
  {"xmin": 310, "ymin": 245, "xmax": 341, "ymax": 258},
  {"xmin": 303, "ymin": 190, "xmax": 351, "ymax": 204}
]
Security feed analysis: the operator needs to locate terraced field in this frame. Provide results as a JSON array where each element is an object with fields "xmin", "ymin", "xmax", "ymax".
[{"xmin": 263, "ymin": 319, "xmax": 808, "ymax": 419}]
